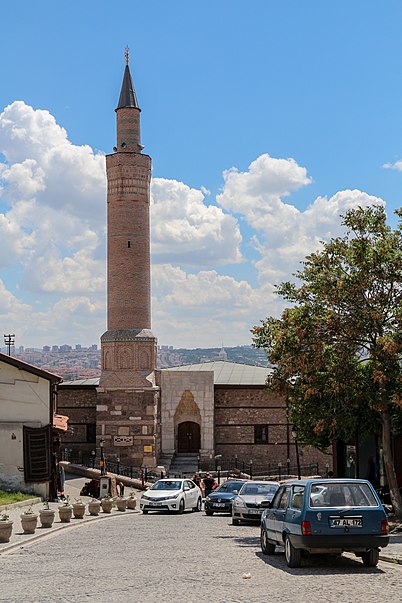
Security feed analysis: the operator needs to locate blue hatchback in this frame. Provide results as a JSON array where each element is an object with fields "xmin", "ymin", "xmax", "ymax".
[{"xmin": 260, "ymin": 479, "xmax": 389, "ymax": 567}]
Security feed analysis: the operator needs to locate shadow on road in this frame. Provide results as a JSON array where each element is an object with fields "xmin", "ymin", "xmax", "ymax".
[{"xmin": 255, "ymin": 550, "xmax": 386, "ymax": 576}]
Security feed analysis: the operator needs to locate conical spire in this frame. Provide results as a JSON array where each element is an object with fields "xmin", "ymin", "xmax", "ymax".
[{"xmin": 117, "ymin": 48, "xmax": 139, "ymax": 109}]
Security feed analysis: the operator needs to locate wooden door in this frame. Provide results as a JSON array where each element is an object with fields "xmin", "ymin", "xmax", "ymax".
[{"xmin": 177, "ymin": 421, "xmax": 200, "ymax": 453}]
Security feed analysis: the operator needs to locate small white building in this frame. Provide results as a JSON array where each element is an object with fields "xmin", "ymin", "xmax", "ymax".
[{"xmin": 0, "ymin": 352, "xmax": 61, "ymax": 497}]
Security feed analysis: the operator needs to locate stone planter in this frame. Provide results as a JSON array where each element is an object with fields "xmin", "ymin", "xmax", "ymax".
[
  {"xmin": 88, "ymin": 500, "xmax": 101, "ymax": 516},
  {"xmin": 0, "ymin": 520, "xmax": 13, "ymax": 543},
  {"xmin": 72, "ymin": 502, "xmax": 86, "ymax": 519},
  {"xmin": 58, "ymin": 504, "xmax": 73, "ymax": 523},
  {"xmin": 115, "ymin": 497, "xmax": 128, "ymax": 512},
  {"xmin": 101, "ymin": 499, "xmax": 113, "ymax": 514},
  {"xmin": 127, "ymin": 496, "xmax": 137, "ymax": 510},
  {"xmin": 20, "ymin": 513, "xmax": 38, "ymax": 534},
  {"xmin": 39, "ymin": 508, "xmax": 55, "ymax": 528}
]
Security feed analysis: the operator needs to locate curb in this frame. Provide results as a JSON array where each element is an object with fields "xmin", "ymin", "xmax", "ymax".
[
  {"xmin": 0, "ymin": 509, "xmax": 140, "ymax": 555},
  {"xmin": 0, "ymin": 498, "xmax": 42, "ymax": 512},
  {"xmin": 379, "ymin": 554, "xmax": 402, "ymax": 565}
]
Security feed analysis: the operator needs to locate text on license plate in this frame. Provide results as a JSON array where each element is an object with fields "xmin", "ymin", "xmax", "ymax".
[
  {"xmin": 150, "ymin": 501, "xmax": 163, "ymax": 506},
  {"xmin": 213, "ymin": 503, "xmax": 226, "ymax": 507},
  {"xmin": 249, "ymin": 509, "xmax": 262, "ymax": 514},
  {"xmin": 329, "ymin": 516, "xmax": 362, "ymax": 527}
]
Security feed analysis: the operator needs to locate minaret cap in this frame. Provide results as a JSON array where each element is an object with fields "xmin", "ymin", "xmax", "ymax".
[{"xmin": 117, "ymin": 48, "xmax": 140, "ymax": 110}]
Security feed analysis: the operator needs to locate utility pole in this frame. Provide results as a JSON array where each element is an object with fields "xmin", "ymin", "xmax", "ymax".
[{"xmin": 4, "ymin": 334, "xmax": 15, "ymax": 356}]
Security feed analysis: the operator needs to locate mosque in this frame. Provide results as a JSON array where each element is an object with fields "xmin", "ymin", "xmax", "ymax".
[{"xmin": 57, "ymin": 55, "xmax": 330, "ymax": 475}]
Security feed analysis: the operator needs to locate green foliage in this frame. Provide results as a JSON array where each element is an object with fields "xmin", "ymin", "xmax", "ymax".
[
  {"xmin": 0, "ymin": 490, "xmax": 34, "ymax": 506},
  {"xmin": 252, "ymin": 205, "xmax": 402, "ymax": 450}
]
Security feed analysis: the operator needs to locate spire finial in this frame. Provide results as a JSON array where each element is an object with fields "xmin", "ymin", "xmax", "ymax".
[{"xmin": 125, "ymin": 46, "xmax": 129, "ymax": 66}]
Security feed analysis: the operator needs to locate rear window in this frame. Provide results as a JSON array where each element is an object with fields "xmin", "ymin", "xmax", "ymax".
[{"xmin": 309, "ymin": 481, "xmax": 379, "ymax": 508}]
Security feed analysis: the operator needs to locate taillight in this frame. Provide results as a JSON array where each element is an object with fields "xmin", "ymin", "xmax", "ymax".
[
  {"xmin": 381, "ymin": 520, "xmax": 389, "ymax": 535},
  {"xmin": 302, "ymin": 521, "xmax": 312, "ymax": 535}
]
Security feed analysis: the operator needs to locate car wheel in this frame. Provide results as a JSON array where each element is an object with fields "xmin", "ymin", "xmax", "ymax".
[
  {"xmin": 284, "ymin": 535, "xmax": 302, "ymax": 568},
  {"xmin": 361, "ymin": 548, "xmax": 380, "ymax": 567},
  {"xmin": 177, "ymin": 499, "xmax": 185, "ymax": 514},
  {"xmin": 193, "ymin": 498, "xmax": 202, "ymax": 512},
  {"xmin": 205, "ymin": 510, "xmax": 214, "ymax": 516},
  {"xmin": 260, "ymin": 527, "xmax": 276, "ymax": 555},
  {"xmin": 142, "ymin": 510, "xmax": 148, "ymax": 515},
  {"xmin": 232, "ymin": 517, "xmax": 240, "ymax": 526}
]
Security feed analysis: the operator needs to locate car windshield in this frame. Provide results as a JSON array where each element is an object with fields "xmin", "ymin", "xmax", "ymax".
[
  {"xmin": 216, "ymin": 482, "xmax": 244, "ymax": 493},
  {"xmin": 309, "ymin": 481, "xmax": 378, "ymax": 507},
  {"xmin": 150, "ymin": 481, "xmax": 182, "ymax": 491},
  {"xmin": 241, "ymin": 483, "xmax": 278, "ymax": 496}
]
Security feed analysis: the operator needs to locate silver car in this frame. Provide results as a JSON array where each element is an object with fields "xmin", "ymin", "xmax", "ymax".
[{"xmin": 232, "ymin": 481, "xmax": 280, "ymax": 525}]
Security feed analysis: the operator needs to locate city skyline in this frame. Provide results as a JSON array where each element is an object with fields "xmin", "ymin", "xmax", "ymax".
[{"xmin": 1, "ymin": 2, "xmax": 402, "ymax": 348}]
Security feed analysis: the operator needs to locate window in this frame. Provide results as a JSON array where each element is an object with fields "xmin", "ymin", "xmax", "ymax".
[
  {"xmin": 86, "ymin": 423, "xmax": 96, "ymax": 443},
  {"xmin": 290, "ymin": 485, "xmax": 305, "ymax": 510},
  {"xmin": 278, "ymin": 487, "xmax": 290, "ymax": 509},
  {"xmin": 254, "ymin": 424, "xmax": 268, "ymax": 444}
]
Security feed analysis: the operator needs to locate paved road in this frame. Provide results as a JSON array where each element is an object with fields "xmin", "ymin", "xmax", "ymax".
[{"xmin": 0, "ymin": 508, "xmax": 401, "ymax": 603}]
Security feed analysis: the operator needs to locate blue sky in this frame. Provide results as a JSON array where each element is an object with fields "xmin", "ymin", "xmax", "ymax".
[{"xmin": 0, "ymin": 1, "xmax": 401, "ymax": 349}]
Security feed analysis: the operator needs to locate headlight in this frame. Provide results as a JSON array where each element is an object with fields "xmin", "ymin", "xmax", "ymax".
[{"xmin": 234, "ymin": 499, "xmax": 246, "ymax": 508}]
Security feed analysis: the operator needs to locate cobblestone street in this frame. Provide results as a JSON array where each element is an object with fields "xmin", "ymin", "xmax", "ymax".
[{"xmin": 0, "ymin": 508, "xmax": 401, "ymax": 603}]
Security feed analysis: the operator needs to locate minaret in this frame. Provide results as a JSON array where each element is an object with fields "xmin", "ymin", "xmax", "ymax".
[{"xmin": 97, "ymin": 50, "xmax": 159, "ymax": 466}]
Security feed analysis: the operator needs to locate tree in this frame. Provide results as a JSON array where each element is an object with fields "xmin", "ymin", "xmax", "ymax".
[{"xmin": 252, "ymin": 205, "xmax": 402, "ymax": 517}]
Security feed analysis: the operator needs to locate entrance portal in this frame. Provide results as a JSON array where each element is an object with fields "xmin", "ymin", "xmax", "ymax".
[{"xmin": 177, "ymin": 421, "xmax": 200, "ymax": 453}]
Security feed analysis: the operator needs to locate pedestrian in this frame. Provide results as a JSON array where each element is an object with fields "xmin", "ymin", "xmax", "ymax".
[
  {"xmin": 192, "ymin": 472, "xmax": 204, "ymax": 497},
  {"xmin": 327, "ymin": 470, "xmax": 335, "ymax": 478},
  {"xmin": 202, "ymin": 472, "xmax": 217, "ymax": 498}
]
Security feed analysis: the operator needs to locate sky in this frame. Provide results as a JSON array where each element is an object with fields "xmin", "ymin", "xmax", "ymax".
[{"xmin": 0, "ymin": 1, "xmax": 402, "ymax": 350}]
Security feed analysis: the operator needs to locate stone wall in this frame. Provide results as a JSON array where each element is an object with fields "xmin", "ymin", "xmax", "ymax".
[
  {"xmin": 214, "ymin": 385, "xmax": 332, "ymax": 473},
  {"xmin": 57, "ymin": 385, "xmax": 97, "ymax": 458}
]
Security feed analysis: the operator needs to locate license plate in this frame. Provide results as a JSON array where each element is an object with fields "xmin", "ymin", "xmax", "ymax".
[
  {"xmin": 330, "ymin": 516, "xmax": 362, "ymax": 527},
  {"xmin": 213, "ymin": 503, "xmax": 226, "ymax": 507},
  {"xmin": 149, "ymin": 501, "xmax": 163, "ymax": 506},
  {"xmin": 249, "ymin": 509, "xmax": 262, "ymax": 514}
]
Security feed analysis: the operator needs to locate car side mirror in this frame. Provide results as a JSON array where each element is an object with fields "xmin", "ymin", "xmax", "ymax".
[
  {"xmin": 232, "ymin": 490, "xmax": 238, "ymax": 495},
  {"xmin": 184, "ymin": 486, "xmax": 190, "ymax": 491},
  {"xmin": 260, "ymin": 500, "xmax": 271, "ymax": 508}
]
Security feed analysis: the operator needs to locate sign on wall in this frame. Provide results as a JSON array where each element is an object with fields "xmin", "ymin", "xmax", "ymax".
[{"xmin": 113, "ymin": 435, "xmax": 134, "ymax": 447}]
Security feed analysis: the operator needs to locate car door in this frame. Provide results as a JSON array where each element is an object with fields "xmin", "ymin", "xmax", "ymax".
[
  {"xmin": 184, "ymin": 480, "xmax": 196, "ymax": 508},
  {"xmin": 266, "ymin": 486, "xmax": 287, "ymax": 543},
  {"xmin": 270, "ymin": 486, "xmax": 291, "ymax": 543}
]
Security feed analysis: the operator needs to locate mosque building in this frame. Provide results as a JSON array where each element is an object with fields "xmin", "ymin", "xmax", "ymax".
[{"xmin": 57, "ymin": 56, "xmax": 330, "ymax": 475}]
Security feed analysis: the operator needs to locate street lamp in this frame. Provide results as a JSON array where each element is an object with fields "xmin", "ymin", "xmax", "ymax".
[
  {"xmin": 291, "ymin": 426, "xmax": 301, "ymax": 480},
  {"xmin": 99, "ymin": 439, "xmax": 106, "ymax": 476}
]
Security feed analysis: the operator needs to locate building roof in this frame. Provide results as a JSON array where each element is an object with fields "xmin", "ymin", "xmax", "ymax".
[
  {"xmin": 59, "ymin": 377, "xmax": 100, "ymax": 387},
  {"xmin": 163, "ymin": 361, "xmax": 272, "ymax": 386},
  {"xmin": 117, "ymin": 64, "xmax": 139, "ymax": 109},
  {"xmin": 60, "ymin": 361, "xmax": 272, "ymax": 387},
  {"xmin": 0, "ymin": 352, "xmax": 62, "ymax": 383}
]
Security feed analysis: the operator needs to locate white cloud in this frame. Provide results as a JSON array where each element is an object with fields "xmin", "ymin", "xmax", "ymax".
[
  {"xmin": 0, "ymin": 103, "xmax": 390, "ymax": 349},
  {"xmin": 151, "ymin": 178, "xmax": 242, "ymax": 266},
  {"xmin": 383, "ymin": 160, "xmax": 402, "ymax": 170}
]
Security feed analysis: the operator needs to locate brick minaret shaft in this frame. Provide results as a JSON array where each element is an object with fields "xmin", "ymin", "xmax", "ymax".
[{"xmin": 98, "ymin": 54, "xmax": 159, "ymax": 467}]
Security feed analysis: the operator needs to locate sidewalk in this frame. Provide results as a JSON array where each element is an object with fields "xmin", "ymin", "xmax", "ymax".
[{"xmin": 0, "ymin": 477, "xmax": 141, "ymax": 555}]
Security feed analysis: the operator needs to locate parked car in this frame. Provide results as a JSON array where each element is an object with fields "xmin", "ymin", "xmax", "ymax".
[
  {"xmin": 232, "ymin": 481, "xmax": 280, "ymax": 525},
  {"xmin": 205, "ymin": 480, "xmax": 246, "ymax": 515},
  {"xmin": 260, "ymin": 478, "xmax": 389, "ymax": 568},
  {"xmin": 139, "ymin": 478, "xmax": 202, "ymax": 514}
]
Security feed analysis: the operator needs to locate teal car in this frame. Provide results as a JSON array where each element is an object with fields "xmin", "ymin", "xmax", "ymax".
[{"xmin": 260, "ymin": 478, "xmax": 389, "ymax": 568}]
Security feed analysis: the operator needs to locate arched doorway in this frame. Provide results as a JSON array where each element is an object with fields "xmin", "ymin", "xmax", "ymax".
[{"xmin": 177, "ymin": 421, "xmax": 201, "ymax": 453}]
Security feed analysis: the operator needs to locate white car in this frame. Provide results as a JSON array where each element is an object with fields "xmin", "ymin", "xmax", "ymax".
[
  {"xmin": 232, "ymin": 481, "xmax": 280, "ymax": 525},
  {"xmin": 140, "ymin": 478, "xmax": 202, "ymax": 514}
]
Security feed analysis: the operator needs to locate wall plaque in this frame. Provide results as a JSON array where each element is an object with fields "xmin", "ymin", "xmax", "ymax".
[
  {"xmin": 113, "ymin": 435, "xmax": 134, "ymax": 447},
  {"xmin": 143, "ymin": 445, "xmax": 153, "ymax": 453}
]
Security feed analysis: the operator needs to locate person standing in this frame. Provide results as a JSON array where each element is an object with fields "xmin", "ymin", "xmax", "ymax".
[{"xmin": 202, "ymin": 473, "xmax": 216, "ymax": 498}]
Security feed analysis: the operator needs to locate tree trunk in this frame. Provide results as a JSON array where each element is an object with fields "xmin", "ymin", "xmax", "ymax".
[{"xmin": 381, "ymin": 410, "xmax": 402, "ymax": 518}]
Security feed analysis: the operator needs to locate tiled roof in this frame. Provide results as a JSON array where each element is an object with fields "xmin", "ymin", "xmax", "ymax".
[
  {"xmin": 163, "ymin": 361, "xmax": 272, "ymax": 386},
  {"xmin": 60, "ymin": 361, "xmax": 272, "ymax": 387}
]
